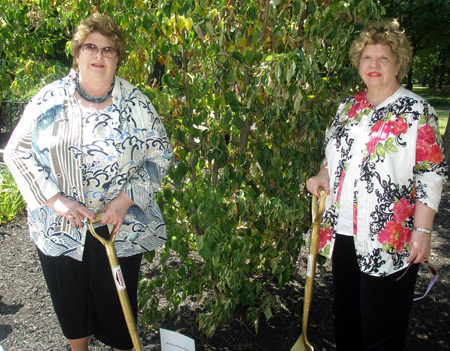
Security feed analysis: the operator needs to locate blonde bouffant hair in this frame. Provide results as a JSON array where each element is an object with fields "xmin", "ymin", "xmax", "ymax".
[
  {"xmin": 70, "ymin": 14, "xmax": 126, "ymax": 72},
  {"xmin": 349, "ymin": 19, "xmax": 412, "ymax": 82}
]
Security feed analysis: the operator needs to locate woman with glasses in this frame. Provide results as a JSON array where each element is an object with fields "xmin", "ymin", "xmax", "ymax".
[
  {"xmin": 5, "ymin": 14, "xmax": 173, "ymax": 351},
  {"xmin": 306, "ymin": 19, "xmax": 447, "ymax": 350}
]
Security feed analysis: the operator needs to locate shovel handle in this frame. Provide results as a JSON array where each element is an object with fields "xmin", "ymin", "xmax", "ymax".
[
  {"xmin": 87, "ymin": 214, "xmax": 143, "ymax": 351},
  {"xmin": 306, "ymin": 188, "xmax": 327, "ymax": 276},
  {"xmin": 300, "ymin": 188, "xmax": 327, "ymax": 349}
]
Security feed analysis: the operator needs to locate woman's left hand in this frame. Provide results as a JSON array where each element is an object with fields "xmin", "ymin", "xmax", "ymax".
[
  {"xmin": 99, "ymin": 191, "xmax": 135, "ymax": 233},
  {"xmin": 407, "ymin": 201, "xmax": 435, "ymax": 264},
  {"xmin": 407, "ymin": 230, "xmax": 432, "ymax": 264}
]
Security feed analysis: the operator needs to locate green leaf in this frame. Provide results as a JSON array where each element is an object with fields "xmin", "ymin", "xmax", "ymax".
[
  {"xmin": 308, "ymin": 1, "xmax": 317, "ymax": 15},
  {"xmin": 233, "ymin": 113, "xmax": 246, "ymax": 129},
  {"xmin": 225, "ymin": 91, "xmax": 241, "ymax": 112},
  {"xmin": 286, "ymin": 62, "xmax": 296, "ymax": 84},
  {"xmin": 293, "ymin": 91, "xmax": 303, "ymax": 113},
  {"xmin": 185, "ymin": 17, "xmax": 194, "ymax": 31},
  {"xmin": 244, "ymin": 49, "xmax": 256, "ymax": 63},
  {"xmin": 376, "ymin": 142, "xmax": 386, "ymax": 158},
  {"xmin": 385, "ymin": 138, "xmax": 398, "ymax": 153},
  {"xmin": 257, "ymin": 146, "xmax": 272, "ymax": 173},
  {"xmin": 205, "ymin": 21, "xmax": 214, "ymax": 35},
  {"xmin": 232, "ymin": 51, "xmax": 244, "ymax": 63},
  {"xmin": 247, "ymin": 6, "xmax": 258, "ymax": 21},
  {"xmin": 177, "ymin": 17, "xmax": 186, "ymax": 31},
  {"xmin": 264, "ymin": 304, "xmax": 273, "ymax": 320}
]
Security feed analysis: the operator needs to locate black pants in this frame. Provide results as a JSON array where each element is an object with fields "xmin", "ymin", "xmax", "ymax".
[
  {"xmin": 38, "ymin": 225, "xmax": 143, "ymax": 350},
  {"xmin": 332, "ymin": 235, "xmax": 419, "ymax": 351}
]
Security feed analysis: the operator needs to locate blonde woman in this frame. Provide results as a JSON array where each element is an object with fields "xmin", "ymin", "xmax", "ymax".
[{"xmin": 306, "ymin": 19, "xmax": 447, "ymax": 350}]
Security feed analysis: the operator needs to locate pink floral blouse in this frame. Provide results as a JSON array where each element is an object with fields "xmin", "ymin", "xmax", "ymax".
[{"xmin": 319, "ymin": 87, "xmax": 447, "ymax": 276}]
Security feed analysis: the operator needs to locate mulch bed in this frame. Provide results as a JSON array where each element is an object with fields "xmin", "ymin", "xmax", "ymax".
[{"xmin": 1, "ymin": 181, "xmax": 449, "ymax": 351}]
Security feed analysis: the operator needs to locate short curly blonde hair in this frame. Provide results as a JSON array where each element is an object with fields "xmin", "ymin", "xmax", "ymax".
[
  {"xmin": 71, "ymin": 14, "xmax": 126, "ymax": 72},
  {"xmin": 349, "ymin": 19, "xmax": 412, "ymax": 82}
]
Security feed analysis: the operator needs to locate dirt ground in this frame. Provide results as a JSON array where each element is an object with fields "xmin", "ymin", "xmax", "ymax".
[{"xmin": 1, "ymin": 181, "xmax": 449, "ymax": 351}]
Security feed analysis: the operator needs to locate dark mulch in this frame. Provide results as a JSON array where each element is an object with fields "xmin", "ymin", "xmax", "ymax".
[{"xmin": 1, "ymin": 181, "xmax": 449, "ymax": 351}]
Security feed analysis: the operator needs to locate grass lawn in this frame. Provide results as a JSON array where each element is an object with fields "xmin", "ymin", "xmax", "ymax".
[
  {"xmin": 437, "ymin": 110, "xmax": 449, "ymax": 136},
  {"xmin": 412, "ymin": 86, "xmax": 449, "ymax": 136}
]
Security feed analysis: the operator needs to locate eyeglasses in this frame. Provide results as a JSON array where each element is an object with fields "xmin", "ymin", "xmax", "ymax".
[
  {"xmin": 397, "ymin": 262, "xmax": 438, "ymax": 301},
  {"xmin": 80, "ymin": 43, "xmax": 118, "ymax": 58},
  {"xmin": 414, "ymin": 263, "xmax": 438, "ymax": 301}
]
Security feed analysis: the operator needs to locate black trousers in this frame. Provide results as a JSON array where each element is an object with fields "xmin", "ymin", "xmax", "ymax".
[
  {"xmin": 38, "ymin": 225, "xmax": 143, "ymax": 350},
  {"xmin": 332, "ymin": 235, "xmax": 419, "ymax": 351}
]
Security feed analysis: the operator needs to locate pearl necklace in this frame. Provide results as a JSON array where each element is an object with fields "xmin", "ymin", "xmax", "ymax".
[{"xmin": 74, "ymin": 73, "xmax": 115, "ymax": 103}]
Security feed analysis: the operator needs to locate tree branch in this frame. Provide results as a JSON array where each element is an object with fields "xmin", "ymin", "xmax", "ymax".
[{"xmin": 258, "ymin": 0, "xmax": 271, "ymax": 48}]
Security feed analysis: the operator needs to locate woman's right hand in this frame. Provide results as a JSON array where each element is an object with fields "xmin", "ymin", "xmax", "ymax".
[
  {"xmin": 306, "ymin": 162, "xmax": 330, "ymax": 198},
  {"xmin": 44, "ymin": 193, "xmax": 97, "ymax": 228}
]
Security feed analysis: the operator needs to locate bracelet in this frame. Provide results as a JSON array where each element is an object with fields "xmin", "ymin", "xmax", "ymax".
[{"xmin": 413, "ymin": 227, "xmax": 432, "ymax": 235}]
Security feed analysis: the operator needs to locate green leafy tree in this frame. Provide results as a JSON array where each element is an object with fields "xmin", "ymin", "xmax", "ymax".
[
  {"xmin": 0, "ymin": 1, "xmax": 73, "ymax": 101},
  {"xmin": 0, "ymin": 0, "xmax": 383, "ymax": 337},
  {"xmin": 380, "ymin": 0, "xmax": 450, "ymax": 90}
]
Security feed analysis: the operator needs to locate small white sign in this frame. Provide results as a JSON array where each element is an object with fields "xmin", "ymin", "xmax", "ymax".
[{"xmin": 160, "ymin": 328, "xmax": 196, "ymax": 351}]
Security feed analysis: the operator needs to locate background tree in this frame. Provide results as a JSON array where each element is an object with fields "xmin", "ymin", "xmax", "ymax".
[
  {"xmin": 0, "ymin": 0, "xmax": 383, "ymax": 336},
  {"xmin": 380, "ymin": 0, "xmax": 450, "ymax": 90}
]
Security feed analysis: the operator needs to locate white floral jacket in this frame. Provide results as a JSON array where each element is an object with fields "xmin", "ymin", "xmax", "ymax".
[{"xmin": 319, "ymin": 87, "xmax": 447, "ymax": 276}]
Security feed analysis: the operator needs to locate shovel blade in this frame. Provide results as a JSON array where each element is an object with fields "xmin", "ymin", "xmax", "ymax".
[{"xmin": 290, "ymin": 334, "xmax": 314, "ymax": 351}]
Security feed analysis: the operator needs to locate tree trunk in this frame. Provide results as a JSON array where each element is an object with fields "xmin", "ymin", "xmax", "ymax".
[
  {"xmin": 429, "ymin": 66, "xmax": 438, "ymax": 89},
  {"xmin": 406, "ymin": 65, "xmax": 413, "ymax": 90},
  {"xmin": 437, "ymin": 47, "xmax": 448, "ymax": 91},
  {"xmin": 443, "ymin": 111, "xmax": 450, "ymax": 166},
  {"xmin": 421, "ymin": 76, "xmax": 427, "ymax": 86},
  {"xmin": 405, "ymin": 47, "xmax": 417, "ymax": 90}
]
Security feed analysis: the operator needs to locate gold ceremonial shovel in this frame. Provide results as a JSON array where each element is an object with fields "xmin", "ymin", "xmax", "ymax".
[
  {"xmin": 290, "ymin": 189, "xmax": 327, "ymax": 351},
  {"xmin": 88, "ymin": 214, "xmax": 143, "ymax": 351}
]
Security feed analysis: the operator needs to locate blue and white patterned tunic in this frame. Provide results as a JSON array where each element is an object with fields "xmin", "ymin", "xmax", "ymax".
[{"xmin": 5, "ymin": 70, "xmax": 174, "ymax": 260}]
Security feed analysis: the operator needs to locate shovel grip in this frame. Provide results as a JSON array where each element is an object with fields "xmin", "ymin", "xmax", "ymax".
[
  {"xmin": 311, "ymin": 188, "xmax": 327, "ymax": 224},
  {"xmin": 88, "ymin": 213, "xmax": 117, "ymax": 245}
]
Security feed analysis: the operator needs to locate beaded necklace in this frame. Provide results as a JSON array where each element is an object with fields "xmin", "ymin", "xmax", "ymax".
[{"xmin": 74, "ymin": 72, "xmax": 115, "ymax": 103}]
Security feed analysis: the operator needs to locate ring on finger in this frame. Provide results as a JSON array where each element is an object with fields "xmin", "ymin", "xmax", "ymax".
[{"xmin": 72, "ymin": 211, "xmax": 78, "ymax": 217}]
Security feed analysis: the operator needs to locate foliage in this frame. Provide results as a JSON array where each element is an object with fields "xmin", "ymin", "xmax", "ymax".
[
  {"xmin": 0, "ymin": 1, "xmax": 72, "ymax": 101},
  {"xmin": 412, "ymin": 48, "xmax": 441, "ymax": 86},
  {"xmin": 0, "ymin": 166, "xmax": 27, "ymax": 224},
  {"xmin": 380, "ymin": 0, "xmax": 450, "ymax": 89},
  {"xmin": 381, "ymin": 0, "xmax": 450, "ymax": 50},
  {"xmin": 0, "ymin": 0, "xmax": 383, "ymax": 337}
]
